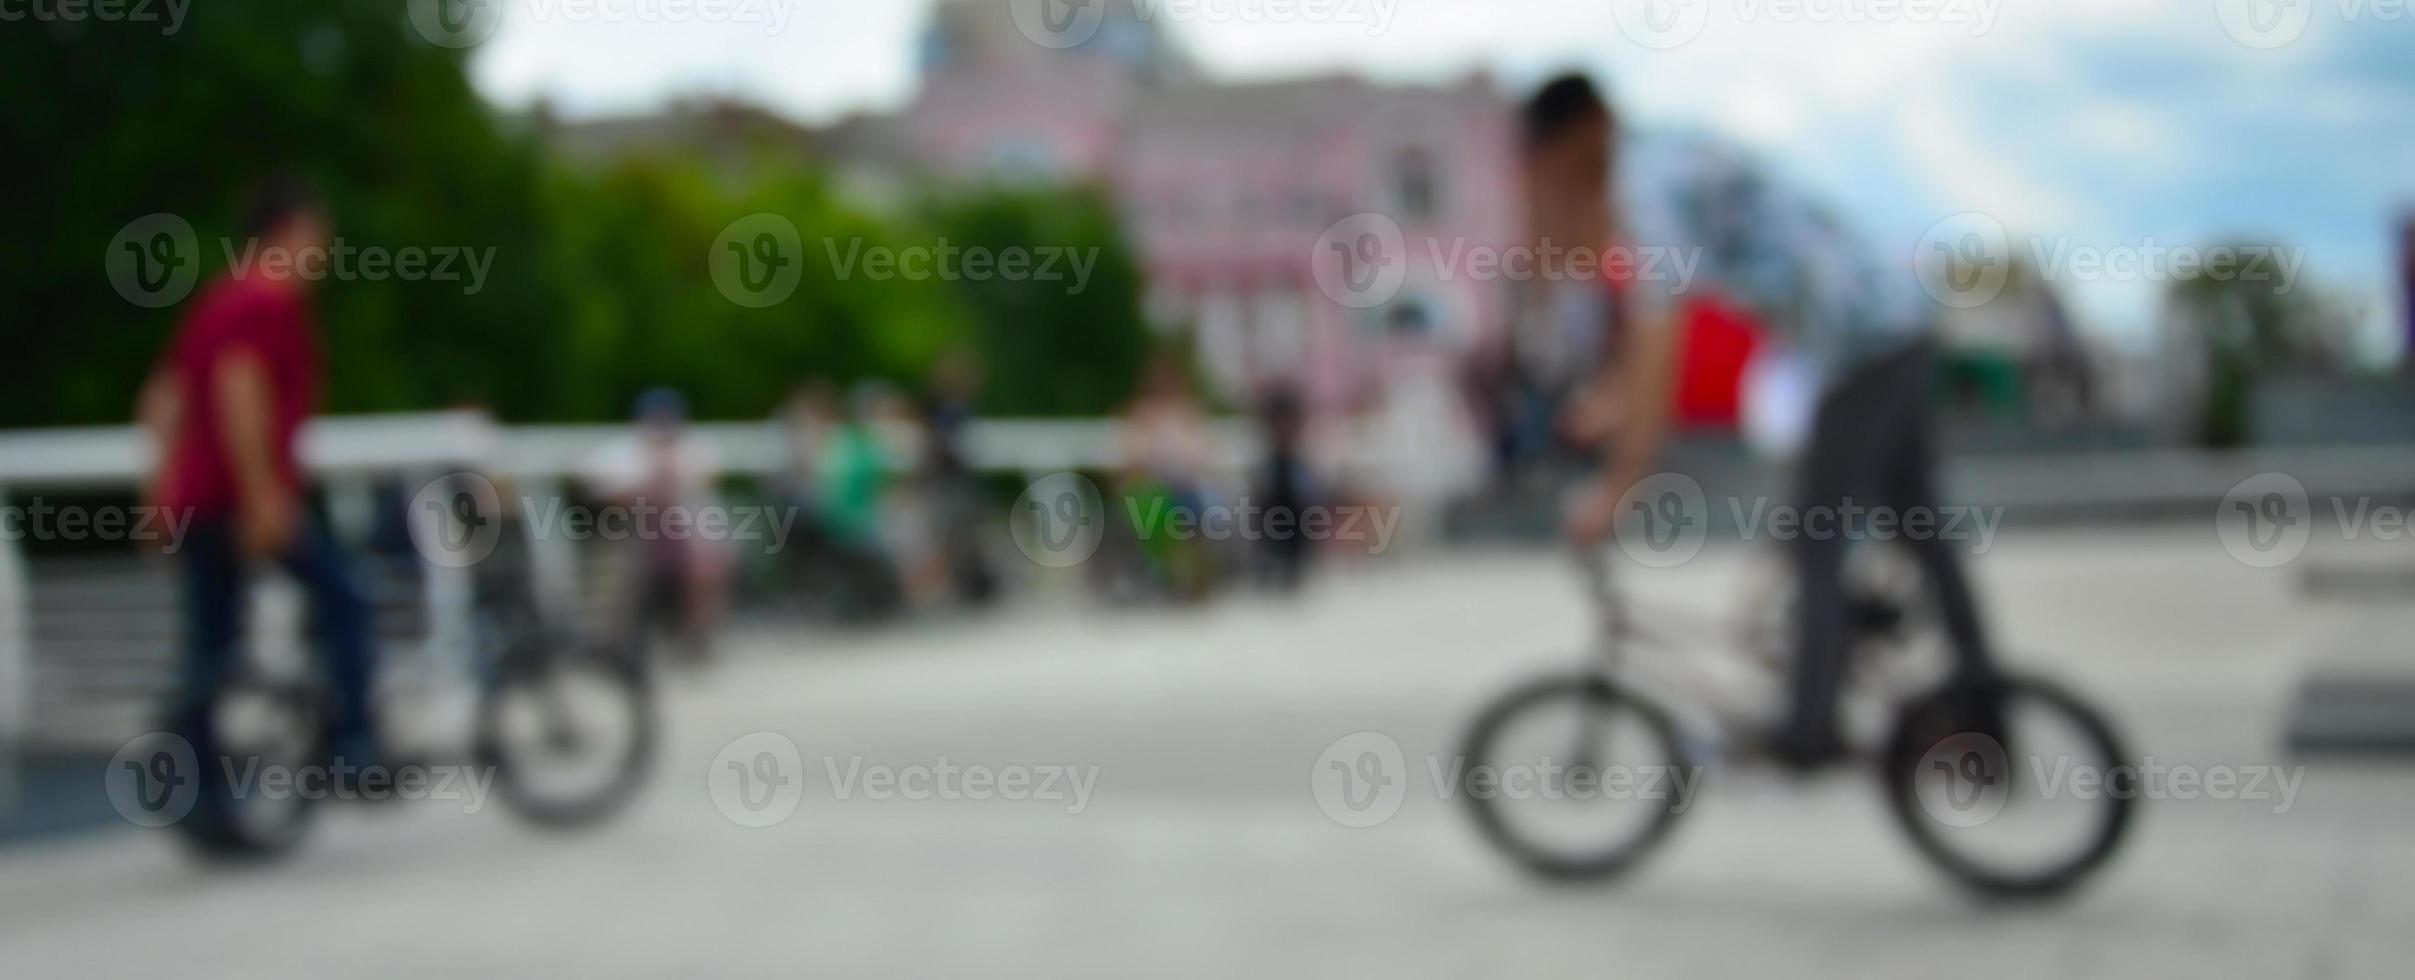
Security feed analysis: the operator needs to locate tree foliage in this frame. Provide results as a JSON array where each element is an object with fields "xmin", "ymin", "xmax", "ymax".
[
  {"xmin": 916, "ymin": 188, "xmax": 1153, "ymax": 417},
  {"xmin": 2, "ymin": 2, "xmax": 1152, "ymax": 427}
]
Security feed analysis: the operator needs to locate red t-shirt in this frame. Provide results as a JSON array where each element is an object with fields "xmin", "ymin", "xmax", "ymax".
[{"xmin": 155, "ymin": 276, "xmax": 321, "ymax": 520}]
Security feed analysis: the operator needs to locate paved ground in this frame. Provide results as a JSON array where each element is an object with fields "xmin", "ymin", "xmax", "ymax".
[{"xmin": 3, "ymin": 528, "xmax": 2411, "ymax": 978}]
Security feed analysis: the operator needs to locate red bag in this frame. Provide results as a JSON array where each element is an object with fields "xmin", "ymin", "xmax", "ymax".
[{"xmin": 1669, "ymin": 293, "xmax": 1762, "ymax": 429}]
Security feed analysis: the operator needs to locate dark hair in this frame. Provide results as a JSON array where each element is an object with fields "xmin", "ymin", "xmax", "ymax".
[
  {"xmin": 1523, "ymin": 73, "xmax": 1611, "ymax": 148},
  {"xmin": 240, "ymin": 172, "xmax": 323, "ymax": 238}
]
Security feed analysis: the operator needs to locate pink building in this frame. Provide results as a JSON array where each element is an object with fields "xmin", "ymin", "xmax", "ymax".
[{"xmin": 859, "ymin": 0, "xmax": 1522, "ymax": 412}]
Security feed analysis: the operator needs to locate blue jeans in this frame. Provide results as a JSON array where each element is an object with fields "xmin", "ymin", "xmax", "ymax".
[{"xmin": 176, "ymin": 518, "xmax": 378, "ymax": 763}]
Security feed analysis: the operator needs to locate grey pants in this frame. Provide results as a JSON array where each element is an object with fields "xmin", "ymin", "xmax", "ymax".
[{"xmin": 1785, "ymin": 341, "xmax": 1993, "ymax": 756}]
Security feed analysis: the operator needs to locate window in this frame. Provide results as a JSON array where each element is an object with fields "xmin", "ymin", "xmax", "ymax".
[
  {"xmin": 1099, "ymin": 20, "xmax": 1156, "ymax": 70},
  {"xmin": 1384, "ymin": 296, "xmax": 1436, "ymax": 338},
  {"xmin": 1394, "ymin": 146, "xmax": 1440, "ymax": 222},
  {"xmin": 1196, "ymin": 289, "xmax": 1251, "ymax": 394},
  {"xmin": 917, "ymin": 30, "xmax": 954, "ymax": 74},
  {"xmin": 1254, "ymin": 289, "xmax": 1308, "ymax": 372},
  {"xmin": 986, "ymin": 138, "xmax": 1061, "ymax": 182}
]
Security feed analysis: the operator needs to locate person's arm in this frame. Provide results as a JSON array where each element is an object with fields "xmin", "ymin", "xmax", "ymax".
[
  {"xmin": 215, "ymin": 348, "xmax": 297, "ymax": 557},
  {"xmin": 1114, "ymin": 403, "xmax": 1151, "ymax": 487},
  {"xmin": 1568, "ymin": 299, "xmax": 1681, "ymax": 543},
  {"xmin": 135, "ymin": 366, "xmax": 182, "ymax": 505},
  {"xmin": 1601, "ymin": 302, "xmax": 1679, "ymax": 496}
]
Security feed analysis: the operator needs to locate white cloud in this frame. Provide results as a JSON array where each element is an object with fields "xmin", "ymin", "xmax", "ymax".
[
  {"xmin": 2062, "ymin": 101, "xmax": 2182, "ymax": 170},
  {"xmin": 1891, "ymin": 83, "xmax": 2086, "ymax": 232},
  {"xmin": 470, "ymin": 0, "xmax": 927, "ymax": 121}
]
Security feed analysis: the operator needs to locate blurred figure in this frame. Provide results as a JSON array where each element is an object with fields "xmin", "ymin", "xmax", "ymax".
[
  {"xmin": 1252, "ymin": 388, "xmax": 1318, "ymax": 592},
  {"xmin": 776, "ymin": 380, "xmax": 843, "ymax": 511},
  {"xmin": 137, "ymin": 176, "xmax": 379, "ymax": 786},
  {"xmin": 588, "ymin": 388, "xmax": 729, "ymax": 662},
  {"xmin": 775, "ymin": 379, "xmax": 870, "ymax": 621},
  {"xmin": 862, "ymin": 383, "xmax": 948, "ymax": 609},
  {"xmin": 1541, "ymin": 74, "xmax": 1995, "ymax": 768},
  {"xmin": 1521, "ymin": 77, "xmax": 1647, "ymax": 463},
  {"xmin": 1502, "ymin": 73, "xmax": 1623, "ymax": 490},
  {"xmin": 1361, "ymin": 363, "xmax": 1487, "ymax": 548},
  {"xmin": 816, "ymin": 384, "xmax": 891, "ymax": 552},
  {"xmin": 921, "ymin": 350, "xmax": 998, "ymax": 605},
  {"xmin": 808, "ymin": 382, "xmax": 908, "ymax": 621},
  {"xmin": 1112, "ymin": 349, "xmax": 1221, "ymax": 602},
  {"xmin": 1120, "ymin": 351, "xmax": 1217, "ymax": 492},
  {"xmin": 924, "ymin": 350, "xmax": 982, "ymax": 464}
]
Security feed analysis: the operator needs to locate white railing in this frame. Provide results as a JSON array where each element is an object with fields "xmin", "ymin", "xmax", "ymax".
[
  {"xmin": 0, "ymin": 410, "xmax": 1255, "ymax": 780},
  {"xmin": 0, "ymin": 412, "xmax": 502, "ymax": 804},
  {"xmin": 10, "ymin": 410, "xmax": 2415, "ymax": 787},
  {"xmin": 490, "ymin": 417, "xmax": 1268, "ymax": 480}
]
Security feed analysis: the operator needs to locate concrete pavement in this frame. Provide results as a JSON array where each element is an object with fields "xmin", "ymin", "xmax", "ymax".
[{"xmin": 2, "ymin": 529, "xmax": 2410, "ymax": 978}]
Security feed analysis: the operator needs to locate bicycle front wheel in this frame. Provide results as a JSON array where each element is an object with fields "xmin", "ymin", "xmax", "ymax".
[
  {"xmin": 1881, "ymin": 674, "xmax": 2136, "ymax": 900},
  {"xmin": 1458, "ymin": 674, "xmax": 1698, "ymax": 882},
  {"xmin": 478, "ymin": 639, "xmax": 656, "ymax": 828},
  {"xmin": 171, "ymin": 677, "xmax": 322, "ymax": 862}
]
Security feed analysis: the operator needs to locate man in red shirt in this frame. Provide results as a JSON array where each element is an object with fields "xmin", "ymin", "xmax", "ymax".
[{"xmin": 138, "ymin": 178, "xmax": 376, "ymax": 778}]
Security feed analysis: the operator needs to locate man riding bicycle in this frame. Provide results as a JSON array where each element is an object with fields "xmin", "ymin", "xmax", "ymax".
[{"xmin": 1528, "ymin": 74, "xmax": 1995, "ymax": 769}]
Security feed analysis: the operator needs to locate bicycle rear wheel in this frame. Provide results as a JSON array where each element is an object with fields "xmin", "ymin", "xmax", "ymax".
[
  {"xmin": 1458, "ymin": 674, "xmax": 1697, "ymax": 881},
  {"xmin": 1880, "ymin": 674, "xmax": 2135, "ymax": 899}
]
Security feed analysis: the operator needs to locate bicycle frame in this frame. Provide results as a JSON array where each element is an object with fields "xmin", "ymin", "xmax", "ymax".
[{"xmin": 1570, "ymin": 543, "xmax": 1944, "ymax": 758}]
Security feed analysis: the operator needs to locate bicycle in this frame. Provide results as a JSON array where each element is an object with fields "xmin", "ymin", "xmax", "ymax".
[
  {"xmin": 168, "ymin": 479, "xmax": 657, "ymax": 860},
  {"xmin": 1457, "ymin": 541, "xmax": 2136, "ymax": 899}
]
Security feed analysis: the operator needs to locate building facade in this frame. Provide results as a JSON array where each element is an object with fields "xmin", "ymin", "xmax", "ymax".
[{"xmin": 867, "ymin": 0, "xmax": 1521, "ymax": 412}]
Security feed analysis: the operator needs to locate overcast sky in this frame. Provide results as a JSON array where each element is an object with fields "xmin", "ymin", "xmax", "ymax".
[{"xmin": 465, "ymin": 0, "xmax": 2415, "ymax": 355}]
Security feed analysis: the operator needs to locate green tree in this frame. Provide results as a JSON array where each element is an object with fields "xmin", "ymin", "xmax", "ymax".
[
  {"xmin": 916, "ymin": 188, "xmax": 1152, "ymax": 416},
  {"xmin": 2, "ymin": 0, "xmax": 574, "ymax": 424},
  {"xmin": 537, "ymin": 156, "xmax": 972, "ymax": 420},
  {"xmin": 2, "ymin": 3, "xmax": 1153, "ymax": 428},
  {"xmin": 2166, "ymin": 242, "xmax": 2344, "ymax": 446}
]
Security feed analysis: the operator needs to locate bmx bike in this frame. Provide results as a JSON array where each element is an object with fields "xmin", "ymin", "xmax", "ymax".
[
  {"xmin": 169, "ymin": 483, "xmax": 657, "ymax": 861},
  {"xmin": 1457, "ymin": 542, "xmax": 2135, "ymax": 899}
]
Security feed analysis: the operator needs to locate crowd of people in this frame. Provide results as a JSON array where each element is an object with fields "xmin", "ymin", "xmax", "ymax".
[{"xmin": 764, "ymin": 362, "xmax": 995, "ymax": 624}]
